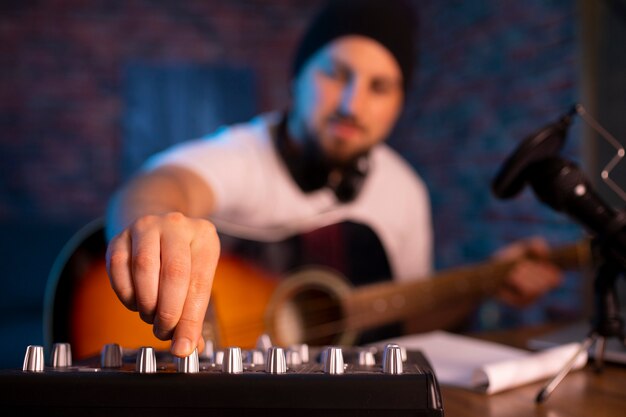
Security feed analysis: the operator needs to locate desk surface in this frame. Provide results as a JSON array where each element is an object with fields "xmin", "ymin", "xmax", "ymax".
[{"xmin": 441, "ymin": 326, "xmax": 626, "ymax": 417}]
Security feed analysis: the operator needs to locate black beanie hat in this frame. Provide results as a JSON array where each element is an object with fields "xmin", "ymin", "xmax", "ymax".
[{"xmin": 292, "ymin": 0, "xmax": 417, "ymax": 93}]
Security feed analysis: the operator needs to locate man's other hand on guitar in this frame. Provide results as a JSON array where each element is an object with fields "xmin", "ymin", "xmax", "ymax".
[{"xmin": 494, "ymin": 237, "xmax": 563, "ymax": 307}]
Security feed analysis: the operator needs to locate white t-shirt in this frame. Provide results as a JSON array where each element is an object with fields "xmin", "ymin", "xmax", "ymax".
[{"xmin": 144, "ymin": 114, "xmax": 433, "ymax": 282}]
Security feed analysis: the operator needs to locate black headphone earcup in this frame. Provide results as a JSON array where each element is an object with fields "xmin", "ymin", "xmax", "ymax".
[
  {"xmin": 275, "ymin": 114, "xmax": 369, "ymax": 203},
  {"xmin": 332, "ymin": 161, "xmax": 367, "ymax": 203}
]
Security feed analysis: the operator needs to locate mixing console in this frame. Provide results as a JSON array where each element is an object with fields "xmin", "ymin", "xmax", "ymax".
[{"xmin": 0, "ymin": 337, "xmax": 444, "ymax": 416}]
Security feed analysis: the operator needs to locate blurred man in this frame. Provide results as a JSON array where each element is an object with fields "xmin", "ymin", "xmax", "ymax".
[{"xmin": 106, "ymin": 0, "xmax": 561, "ymax": 357}]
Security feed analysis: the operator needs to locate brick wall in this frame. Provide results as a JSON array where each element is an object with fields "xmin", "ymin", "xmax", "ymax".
[
  {"xmin": 0, "ymin": 0, "xmax": 322, "ymax": 223},
  {"xmin": 391, "ymin": 0, "xmax": 583, "ymax": 328}
]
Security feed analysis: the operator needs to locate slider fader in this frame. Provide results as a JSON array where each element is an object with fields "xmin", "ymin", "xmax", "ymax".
[{"xmin": 1, "ymin": 336, "xmax": 444, "ymax": 416}]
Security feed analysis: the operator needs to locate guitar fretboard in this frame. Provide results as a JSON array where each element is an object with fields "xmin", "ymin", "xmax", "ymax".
[{"xmin": 344, "ymin": 240, "xmax": 591, "ymax": 332}]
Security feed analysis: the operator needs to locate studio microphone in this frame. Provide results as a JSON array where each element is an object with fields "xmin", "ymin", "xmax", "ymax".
[
  {"xmin": 491, "ymin": 105, "xmax": 626, "ymax": 267},
  {"xmin": 494, "ymin": 105, "xmax": 626, "ymax": 404},
  {"xmin": 492, "ymin": 107, "xmax": 575, "ymax": 200},
  {"xmin": 524, "ymin": 157, "xmax": 626, "ymax": 267}
]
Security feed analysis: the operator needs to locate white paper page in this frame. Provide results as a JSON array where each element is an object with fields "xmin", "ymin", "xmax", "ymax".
[
  {"xmin": 471, "ymin": 342, "xmax": 586, "ymax": 394},
  {"xmin": 379, "ymin": 331, "xmax": 587, "ymax": 394}
]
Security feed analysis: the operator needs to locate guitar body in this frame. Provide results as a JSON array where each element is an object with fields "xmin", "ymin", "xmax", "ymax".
[
  {"xmin": 70, "ymin": 256, "xmax": 280, "ymax": 358},
  {"xmin": 71, "ymin": 259, "xmax": 169, "ymax": 357},
  {"xmin": 209, "ymin": 255, "xmax": 279, "ymax": 347},
  {"xmin": 71, "ymin": 255, "xmax": 362, "ymax": 358}
]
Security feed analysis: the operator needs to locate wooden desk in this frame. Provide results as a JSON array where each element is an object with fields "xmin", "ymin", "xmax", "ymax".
[
  {"xmin": 440, "ymin": 326, "xmax": 626, "ymax": 417},
  {"xmin": 442, "ymin": 366, "xmax": 626, "ymax": 417}
]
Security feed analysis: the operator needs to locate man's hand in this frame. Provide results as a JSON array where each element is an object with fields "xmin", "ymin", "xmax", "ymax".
[
  {"xmin": 494, "ymin": 237, "xmax": 563, "ymax": 307},
  {"xmin": 106, "ymin": 212, "xmax": 220, "ymax": 357}
]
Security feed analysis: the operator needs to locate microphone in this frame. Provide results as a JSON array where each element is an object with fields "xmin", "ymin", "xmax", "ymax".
[
  {"xmin": 495, "ymin": 105, "xmax": 626, "ymax": 403},
  {"xmin": 524, "ymin": 157, "xmax": 626, "ymax": 266},
  {"xmin": 492, "ymin": 107, "xmax": 575, "ymax": 199},
  {"xmin": 491, "ymin": 105, "xmax": 626, "ymax": 267}
]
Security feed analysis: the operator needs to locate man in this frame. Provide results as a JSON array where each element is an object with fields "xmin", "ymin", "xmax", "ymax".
[{"xmin": 106, "ymin": 0, "xmax": 561, "ymax": 358}]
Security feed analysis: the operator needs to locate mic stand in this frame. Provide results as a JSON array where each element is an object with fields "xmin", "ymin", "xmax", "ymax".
[{"xmin": 535, "ymin": 240, "xmax": 625, "ymax": 403}]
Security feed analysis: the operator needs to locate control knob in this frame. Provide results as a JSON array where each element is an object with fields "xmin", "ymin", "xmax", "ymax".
[
  {"xmin": 101, "ymin": 343, "xmax": 123, "ymax": 368},
  {"xmin": 358, "ymin": 349, "xmax": 376, "ymax": 366},
  {"xmin": 136, "ymin": 346, "xmax": 157, "ymax": 373},
  {"xmin": 51, "ymin": 343, "xmax": 72, "ymax": 368},
  {"xmin": 323, "ymin": 347, "xmax": 344, "ymax": 375},
  {"xmin": 290, "ymin": 343, "xmax": 310, "ymax": 363},
  {"xmin": 382, "ymin": 344, "xmax": 403, "ymax": 374},
  {"xmin": 223, "ymin": 347, "xmax": 243, "ymax": 374},
  {"xmin": 265, "ymin": 347, "xmax": 287, "ymax": 374},
  {"xmin": 23, "ymin": 345, "xmax": 44, "ymax": 372},
  {"xmin": 245, "ymin": 349, "xmax": 265, "ymax": 366},
  {"xmin": 175, "ymin": 348, "xmax": 200, "ymax": 373}
]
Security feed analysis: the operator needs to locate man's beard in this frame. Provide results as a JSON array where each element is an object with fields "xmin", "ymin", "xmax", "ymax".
[
  {"xmin": 305, "ymin": 131, "xmax": 368, "ymax": 170},
  {"xmin": 279, "ymin": 112, "xmax": 371, "ymax": 199},
  {"xmin": 308, "ymin": 112, "xmax": 370, "ymax": 169}
]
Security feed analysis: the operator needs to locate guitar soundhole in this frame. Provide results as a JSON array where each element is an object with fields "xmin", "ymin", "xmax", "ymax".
[{"xmin": 273, "ymin": 288, "xmax": 343, "ymax": 346}]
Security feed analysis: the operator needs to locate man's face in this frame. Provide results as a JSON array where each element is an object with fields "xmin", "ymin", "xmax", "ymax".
[{"xmin": 289, "ymin": 35, "xmax": 405, "ymax": 164}]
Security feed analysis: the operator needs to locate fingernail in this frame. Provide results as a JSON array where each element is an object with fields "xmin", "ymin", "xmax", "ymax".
[{"xmin": 172, "ymin": 337, "xmax": 193, "ymax": 357}]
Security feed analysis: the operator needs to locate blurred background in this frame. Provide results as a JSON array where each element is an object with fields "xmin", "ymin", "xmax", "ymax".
[{"xmin": 1, "ymin": 0, "xmax": 624, "ymax": 368}]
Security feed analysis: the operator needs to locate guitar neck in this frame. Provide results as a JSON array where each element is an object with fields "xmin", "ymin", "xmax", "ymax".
[{"xmin": 344, "ymin": 240, "xmax": 591, "ymax": 331}]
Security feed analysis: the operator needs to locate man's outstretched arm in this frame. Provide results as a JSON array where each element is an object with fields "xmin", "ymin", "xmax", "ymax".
[{"xmin": 105, "ymin": 166, "xmax": 220, "ymax": 357}]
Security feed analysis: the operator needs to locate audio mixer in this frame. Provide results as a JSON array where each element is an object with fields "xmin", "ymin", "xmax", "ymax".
[{"xmin": 0, "ymin": 338, "xmax": 444, "ymax": 416}]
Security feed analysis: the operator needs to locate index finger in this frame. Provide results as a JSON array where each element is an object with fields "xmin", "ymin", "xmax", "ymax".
[{"xmin": 170, "ymin": 231, "xmax": 219, "ymax": 357}]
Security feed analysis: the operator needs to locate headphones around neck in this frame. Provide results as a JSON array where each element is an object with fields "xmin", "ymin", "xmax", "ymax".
[{"xmin": 274, "ymin": 114, "xmax": 369, "ymax": 203}]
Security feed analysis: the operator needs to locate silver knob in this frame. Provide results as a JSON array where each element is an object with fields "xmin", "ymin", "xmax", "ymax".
[
  {"xmin": 323, "ymin": 347, "xmax": 344, "ymax": 375},
  {"xmin": 285, "ymin": 350, "xmax": 302, "ymax": 366},
  {"xmin": 245, "ymin": 349, "xmax": 265, "ymax": 366},
  {"xmin": 175, "ymin": 348, "xmax": 199, "ymax": 373},
  {"xmin": 101, "ymin": 343, "xmax": 123, "ymax": 368},
  {"xmin": 136, "ymin": 346, "xmax": 157, "ymax": 373},
  {"xmin": 223, "ymin": 347, "xmax": 243, "ymax": 374},
  {"xmin": 382, "ymin": 344, "xmax": 403, "ymax": 374},
  {"xmin": 256, "ymin": 334, "xmax": 273, "ymax": 354},
  {"xmin": 319, "ymin": 346, "xmax": 330, "ymax": 364},
  {"xmin": 399, "ymin": 345, "xmax": 407, "ymax": 362},
  {"xmin": 358, "ymin": 350, "xmax": 376, "ymax": 366},
  {"xmin": 213, "ymin": 350, "xmax": 224, "ymax": 365},
  {"xmin": 200, "ymin": 340, "xmax": 214, "ymax": 361},
  {"xmin": 290, "ymin": 343, "xmax": 310, "ymax": 363},
  {"xmin": 51, "ymin": 343, "xmax": 72, "ymax": 368},
  {"xmin": 23, "ymin": 345, "xmax": 44, "ymax": 372},
  {"xmin": 265, "ymin": 347, "xmax": 287, "ymax": 374}
]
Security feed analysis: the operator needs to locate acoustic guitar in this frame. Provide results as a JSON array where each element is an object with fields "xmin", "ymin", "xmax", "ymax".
[{"xmin": 56, "ymin": 221, "xmax": 591, "ymax": 359}]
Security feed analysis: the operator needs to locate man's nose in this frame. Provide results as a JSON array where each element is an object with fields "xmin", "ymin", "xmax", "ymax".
[{"xmin": 339, "ymin": 80, "xmax": 366, "ymax": 116}]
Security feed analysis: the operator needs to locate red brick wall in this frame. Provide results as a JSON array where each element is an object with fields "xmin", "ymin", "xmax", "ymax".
[{"xmin": 0, "ymin": 0, "xmax": 323, "ymax": 222}]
